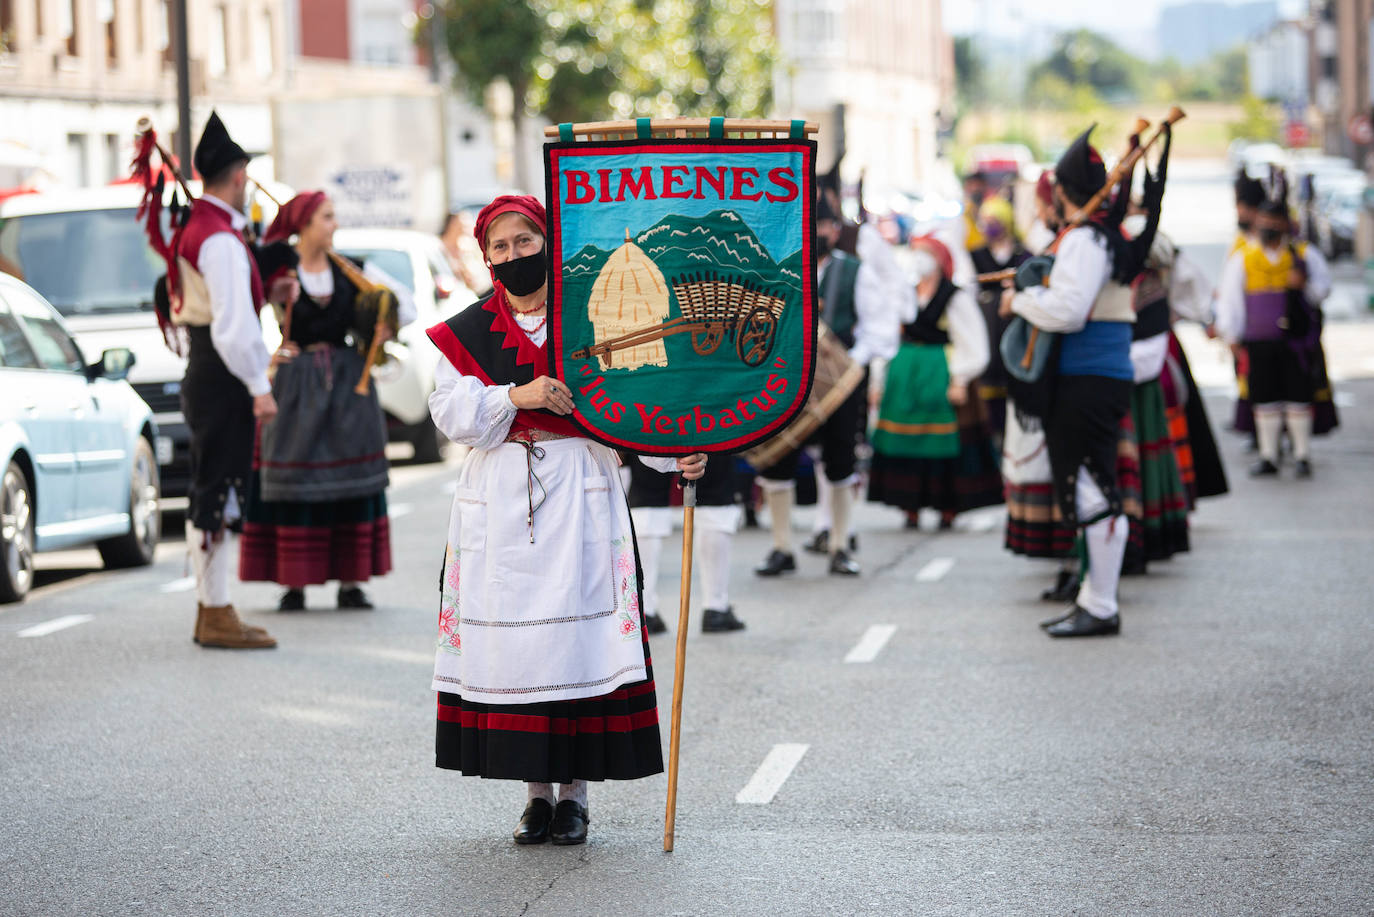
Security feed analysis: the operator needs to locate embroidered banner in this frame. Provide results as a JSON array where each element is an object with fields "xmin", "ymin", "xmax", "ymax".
[{"xmin": 545, "ymin": 137, "xmax": 817, "ymax": 455}]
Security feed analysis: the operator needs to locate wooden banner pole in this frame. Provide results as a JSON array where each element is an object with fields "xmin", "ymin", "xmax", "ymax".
[{"xmin": 663, "ymin": 479, "xmax": 696, "ymax": 853}]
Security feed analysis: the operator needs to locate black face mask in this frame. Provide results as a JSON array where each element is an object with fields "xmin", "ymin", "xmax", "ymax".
[
  {"xmin": 492, "ymin": 248, "xmax": 547, "ymax": 296},
  {"xmin": 1258, "ymin": 228, "xmax": 1284, "ymax": 247},
  {"xmin": 968, "ymin": 190, "xmax": 986, "ymax": 207},
  {"xmin": 1238, "ymin": 218, "xmax": 1253, "ymax": 234},
  {"xmin": 816, "ymin": 234, "xmax": 833, "ymax": 258}
]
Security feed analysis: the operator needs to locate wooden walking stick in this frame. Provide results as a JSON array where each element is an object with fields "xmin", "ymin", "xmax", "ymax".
[{"xmin": 663, "ymin": 479, "xmax": 696, "ymax": 852}]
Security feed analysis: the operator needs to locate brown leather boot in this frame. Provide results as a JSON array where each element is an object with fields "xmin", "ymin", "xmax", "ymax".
[
  {"xmin": 195, "ymin": 604, "xmax": 277, "ymax": 649},
  {"xmin": 195, "ymin": 603, "xmax": 272, "ymax": 644}
]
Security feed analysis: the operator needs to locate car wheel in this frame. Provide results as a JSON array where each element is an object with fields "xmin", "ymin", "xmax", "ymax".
[
  {"xmin": 410, "ymin": 415, "xmax": 447, "ymax": 464},
  {"xmin": 0, "ymin": 460, "xmax": 36, "ymax": 603},
  {"xmin": 97, "ymin": 438, "xmax": 161, "ymax": 569}
]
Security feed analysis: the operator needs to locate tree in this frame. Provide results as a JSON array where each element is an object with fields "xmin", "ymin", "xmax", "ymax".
[
  {"xmin": 434, "ymin": 0, "xmax": 546, "ymax": 191},
  {"xmin": 1028, "ymin": 29, "xmax": 1146, "ymax": 102},
  {"xmin": 953, "ymin": 35, "xmax": 987, "ymax": 110}
]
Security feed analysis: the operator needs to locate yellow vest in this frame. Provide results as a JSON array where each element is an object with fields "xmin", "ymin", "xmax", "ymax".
[{"xmin": 1242, "ymin": 241, "xmax": 1306, "ymax": 294}]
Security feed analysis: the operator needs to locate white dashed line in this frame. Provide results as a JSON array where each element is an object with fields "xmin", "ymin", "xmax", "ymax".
[
  {"xmin": 18, "ymin": 614, "xmax": 94, "ymax": 638},
  {"xmin": 844, "ymin": 625, "xmax": 897, "ymax": 663},
  {"xmin": 159, "ymin": 577, "xmax": 196, "ymax": 593},
  {"xmin": 389, "ymin": 503, "xmax": 414, "ymax": 519},
  {"xmin": 1334, "ymin": 391, "xmax": 1355, "ymax": 408},
  {"xmin": 737, "ymin": 743, "xmax": 809, "ymax": 805},
  {"xmin": 915, "ymin": 557, "xmax": 956, "ymax": 582}
]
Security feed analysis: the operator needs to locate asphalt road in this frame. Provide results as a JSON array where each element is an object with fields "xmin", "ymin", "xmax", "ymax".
[{"xmin": 2, "ymin": 161, "xmax": 1372, "ymax": 916}]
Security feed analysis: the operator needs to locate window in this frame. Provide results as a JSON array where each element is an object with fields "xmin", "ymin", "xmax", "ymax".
[
  {"xmin": 6, "ymin": 283, "xmax": 84, "ymax": 372},
  {"xmin": 208, "ymin": 4, "xmax": 227, "ymax": 76},
  {"xmin": 0, "ymin": 299, "xmax": 41, "ymax": 369},
  {"xmin": 66, "ymin": 133, "xmax": 88, "ymax": 187},
  {"xmin": 104, "ymin": 133, "xmax": 121, "ymax": 183},
  {"xmin": 159, "ymin": 0, "xmax": 170, "ymax": 63},
  {"xmin": 98, "ymin": 0, "xmax": 115, "ymax": 64},
  {"xmin": 32, "ymin": 0, "xmax": 41, "ymax": 39},
  {"xmin": 2, "ymin": 0, "xmax": 16, "ymax": 53},
  {"xmin": 253, "ymin": 9, "xmax": 273, "ymax": 77},
  {"xmin": 59, "ymin": 0, "xmax": 77, "ymax": 55}
]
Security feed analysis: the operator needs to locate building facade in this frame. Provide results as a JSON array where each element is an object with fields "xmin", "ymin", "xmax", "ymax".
[
  {"xmin": 1311, "ymin": 0, "xmax": 1373, "ymax": 164},
  {"xmin": 1248, "ymin": 19, "xmax": 1309, "ymax": 105},
  {"xmin": 771, "ymin": 0, "xmax": 952, "ymax": 198}
]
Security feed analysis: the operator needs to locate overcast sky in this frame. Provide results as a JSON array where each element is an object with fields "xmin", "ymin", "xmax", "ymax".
[{"xmin": 942, "ymin": 0, "xmax": 1306, "ymax": 39}]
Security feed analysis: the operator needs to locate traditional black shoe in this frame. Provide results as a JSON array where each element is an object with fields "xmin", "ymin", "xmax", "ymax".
[
  {"xmin": 754, "ymin": 549, "xmax": 796, "ymax": 577},
  {"xmin": 829, "ymin": 550, "xmax": 861, "ymax": 576},
  {"xmin": 803, "ymin": 530, "xmax": 830, "ymax": 555},
  {"xmin": 336, "ymin": 586, "xmax": 374, "ymax": 610},
  {"xmin": 278, "ymin": 589, "xmax": 306, "ymax": 612},
  {"xmin": 1249, "ymin": 459, "xmax": 1279, "ymax": 477},
  {"xmin": 848, "ymin": 533, "xmax": 859, "ymax": 552},
  {"xmin": 644, "ymin": 613, "xmax": 667, "ymax": 635},
  {"xmin": 1040, "ymin": 571, "xmax": 1078, "ymax": 603},
  {"xmin": 1295, "ymin": 459, "xmax": 1312, "ymax": 479},
  {"xmin": 549, "ymin": 800, "xmax": 589, "ymax": 845},
  {"xmin": 1121, "ymin": 557, "xmax": 1148, "ymax": 576},
  {"xmin": 1045, "ymin": 606, "xmax": 1120, "ymax": 638},
  {"xmin": 701, "ymin": 607, "xmax": 746, "ymax": 633},
  {"xmin": 938, "ymin": 514, "xmax": 954, "ymax": 531},
  {"xmin": 513, "ymin": 798, "xmax": 554, "ymax": 845},
  {"xmin": 1039, "ymin": 606, "xmax": 1077, "ymax": 629}
]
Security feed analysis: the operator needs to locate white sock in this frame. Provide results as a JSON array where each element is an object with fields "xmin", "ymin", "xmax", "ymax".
[
  {"xmin": 187, "ymin": 520, "xmax": 233, "ymax": 607},
  {"xmin": 1283, "ymin": 403, "xmax": 1313, "ymax": 461},
  {"xmin": 1076, "ymin": 514, "xmax": 1127, "ymax": 618},
  {"xmin": 697, "ymin": 528, "xmax": 732, "ymax": 610},
  {"xmin": 636, "ymin": 533, "xmax": 663, "ymax": 618},
  {"xmin": 764, "ymin": 487, "xmax": 795, "ymax": 553},
  {"xmin": 812, "ymin": 461, "xmax": 831, "ymax": 535},
  {"xmin": 1255, "ymin": 405, "xmax": 1283, "ymax": 464},
  {"xmin": 526, "ymin": 782, "xmax": 554, "ymax": 804},
  {"xmin": 829, "ymin": 484, "xmax": 853, "ymax": 558},
  {"xmin": 557, "ymin": 780, "xmax": 588, "ymax": 808}
]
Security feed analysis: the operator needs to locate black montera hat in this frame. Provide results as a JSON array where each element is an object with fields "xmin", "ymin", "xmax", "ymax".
[
  {"xmin": 1054, "ymin": 126, "xmax": 1107, "ymax": 201},
  {"xmin": 1233, "ymin": 169, "xmax": 1266, "ymax": 208},
  {"xmin": 194, "ymin": 111, "xmax": 249, "ymax": 181}
]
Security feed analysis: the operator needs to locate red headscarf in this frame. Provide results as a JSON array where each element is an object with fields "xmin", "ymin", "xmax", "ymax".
[
  {"xmin": 910, "ymin": 234, "xmax": 954, "ymax": 280},
  {"xmin": 1035, "ymin": 170, "xmax": 1055, "ymax": 207},
  {"xmin": 263, "ymin": 190, "xmax": 327, "ymax": 244},
  {"xmin": 474, "ymin": 194, "xmax": 547, "ymax": 251}
]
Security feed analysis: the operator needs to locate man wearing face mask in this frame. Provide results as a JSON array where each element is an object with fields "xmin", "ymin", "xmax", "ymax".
[
  {"xmin": 962, "ymin": 171, "xmax": 990, "ymax": 253},
  {"xmin": 1214, "ymin": 199, "xmax": 1332, "ymax": 478},
  {"xmin": 969, "ymin": 195, "xmax": 1030, "ymax": 449},
  {"xmin": 754, "ymin": 179, "xmax": 903, "ymax": 578},
  {"xmin": 424, "ymin": 194, "xmax": 706, "ymax": 847},
  {"xmin": 1225, "ymin": 170, "xmax": 1268, "ymax": 445},
  {"xmin": 1000, "ymin": 127, "xmax": 1138, "ymax": 639}
]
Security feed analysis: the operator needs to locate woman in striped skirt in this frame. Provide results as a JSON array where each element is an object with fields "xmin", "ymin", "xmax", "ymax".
[{"xmin": 426, "ymin": 195, "xmax": 704, "ymax": 846}]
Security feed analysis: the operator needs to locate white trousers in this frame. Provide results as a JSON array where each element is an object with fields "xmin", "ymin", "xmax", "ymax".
[
  {"xmin": 1073, "ymin": 466, "xmax": 1126, "ymax": 619},
  {"xmin": 186, "ymin": 519, "xmax": 236, "ymax": 607},
  {"xmin": 631, "ymin": 506, "xmax": 740, "ymax": 615}
]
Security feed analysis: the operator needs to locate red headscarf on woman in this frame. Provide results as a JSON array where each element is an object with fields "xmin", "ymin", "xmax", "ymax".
[
  {"xmin": 263, "ymin": 190, "xmax": 327, "ymax": 245},
  {"xmin": 910, "ymin": 234, "xmax": 954, "ymax": 280},
  {"xmin": 473, "ymin": 194, "xmax": 547, "ymax": 279}
]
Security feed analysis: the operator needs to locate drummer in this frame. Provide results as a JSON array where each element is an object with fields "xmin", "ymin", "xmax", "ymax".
[{"xmin": 753, "ymin": 180, "xmax": 904, "ymax": 578}]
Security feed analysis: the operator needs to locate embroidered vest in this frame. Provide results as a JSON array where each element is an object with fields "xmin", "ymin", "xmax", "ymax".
[
  {"xmin": 820, "ymin": 252, "xmax": 861, "ymax": 348},
  {"xmin": 903, "ymin": 278, "xmax": 955, "ymax": 346},
  {"xmin": 1241, "ymin": 241, "xmax": 1305, "ymax": 342},
  {"xmin": 172, "ymin": 198, "xmax": 264, "ymax": 327}
]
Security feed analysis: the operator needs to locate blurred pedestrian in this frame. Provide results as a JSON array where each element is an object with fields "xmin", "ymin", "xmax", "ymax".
[
  {"xmin": 868, "ymin": 235, "xmax": 1001, "ymax": 530},
  {"xmin": 968, "ymin": 195, "xmax": 1030, "ymax": 449},
  {"xmin": 424, "ymin": 193, "xmax": 705, "ymax": 846},
  {"xmin": 175, "ymin": 112, "xmax": 280, "ymax": 649},
  {"xmin": 1227, "ymin": 170, "xmax": 1267, "ymax": 445},
  {"xmin": 1215, "ymin": 199, "xmax": 1333, "ymax": 479},
  {"xmin": 439, "ymin": 210, "xmax": 489, "ymax": 297}
]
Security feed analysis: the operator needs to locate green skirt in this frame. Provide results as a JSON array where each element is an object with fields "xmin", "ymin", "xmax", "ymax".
[{"xmin": 871, "ymin": 342, "xmax": 960, "ymax": 460}]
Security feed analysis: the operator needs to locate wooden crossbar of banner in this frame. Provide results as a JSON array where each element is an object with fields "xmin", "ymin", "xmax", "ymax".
[{"xmin": 543, "ymin": 118, "xmax": 819, "ymax": 141}]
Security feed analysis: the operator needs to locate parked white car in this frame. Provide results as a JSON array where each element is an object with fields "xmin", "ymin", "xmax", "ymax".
[
  {"xmin": 0, "ymin": 273, "xmax": 161, "ymax": 603},
  {"xmin": 333, "ymin": 228, "xmax": 480, "ymax": 463}
]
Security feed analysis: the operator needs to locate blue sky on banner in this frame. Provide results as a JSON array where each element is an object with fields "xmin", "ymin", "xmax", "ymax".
[{"xmin": 554, "ymin": 150, "xmax": 807, "ymax": 264}]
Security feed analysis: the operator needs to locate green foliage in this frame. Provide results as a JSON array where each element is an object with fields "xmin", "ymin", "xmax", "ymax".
[
  {"xmin": 1149, "ymin": 44, "xmax": 1248, "ymax": 103},
  {"xmin": 1227, "ymin": 94, "xmax": 1281, "ymax": 142},
  {"xmin": 1028, "ymin": 29, "xmax": 1145, "ymax": 102},
  {"xmin": 954, "ymin": 36, "xmax": 987, "ymax": 109},
  {"xmin": 437, "ymin": 0, "xmax": 546, "ymax": 102}
]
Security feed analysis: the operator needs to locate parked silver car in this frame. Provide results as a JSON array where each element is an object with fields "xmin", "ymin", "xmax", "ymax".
[{"xmin": 0, "ymin": 273, "xmax": 160, "ymax": 603}]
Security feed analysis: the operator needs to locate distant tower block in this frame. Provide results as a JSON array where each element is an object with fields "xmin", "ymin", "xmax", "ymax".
[{"xmin": 588, "ymin": 229, "xmax": 670, "ymax": 371}]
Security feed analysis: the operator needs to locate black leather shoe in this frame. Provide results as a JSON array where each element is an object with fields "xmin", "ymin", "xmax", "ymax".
[
  {"xmin": 829, "ymin": 549, "xmax": 861, "ymax": 576},
  {"xmin": 701, "ymin": 607, "xmax": 746, "ymax": 633},
  {"xmin": 803, "ymin": 530, "xmax": 830, "ymax": 555},
  {"xmin": 1249, "ymin": 459, "xmax": 1279, "ymax": 477},
  {"xmin": 644, "ymin": 613, "xmax": 667, "ymax": 634},
  {"xmin": 754, "ymin": 549, "xmax": 796, "ymax": 577},
  {"xmin": 337, "ymin": 586, "xmax": 374, "ymax": 610},
  {"xmin": 278, "ymin": 589, "xmax": 305, "ymax": 612},
  {"xmin": 1040, "ymin": 570, "xmax": 1078, "ymax": 603},
  {"xmin": 1295, "ymin": 459, "xmax": 1312, "ymax": 479},
  {"xmin": 1039, "ymin": 606, "xmax": 1077, "ymax": 629},
  {"xmin": 549, "ymin": 800, "xmax": 589, "ymax": 845},
  {"xmin": 848, "ymin": 533, "xmax": 859, "ymax": 552},
  {"xmin": 513, "ymin": 798, "xmax": 553, "ymax": 845},
  {"xmin": 1045, "ymin": 606, "xmax": 1120, "ymax": 638}
]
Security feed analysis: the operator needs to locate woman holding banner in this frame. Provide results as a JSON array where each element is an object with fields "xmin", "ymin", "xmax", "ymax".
[{"xmin": 424, "ymin": 194, "xmax": 705, "ymax": 846}]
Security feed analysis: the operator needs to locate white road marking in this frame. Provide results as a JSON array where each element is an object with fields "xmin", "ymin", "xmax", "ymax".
[
  {"xmin": 1334, "ymin": 391, "xmax": 1355, "ymax": 408},
  {"xmin": 915, "ymin": 557, "xmax": 956, "ymax": 582},
  {"xmin": 844, "ymin": 625, "xmax": 897, "ymax": 663},
  {"xmin": 352, "ymin": 646, "xmax": 433, "ymax": 665},
  {"xmin": 389, "ymin": 503, "xmax": 414, "ymax": 519},
  {"xmin": 18, "ymin": 614, "xmax": 94, "ymax": 638},
  {"xmin": 159, "ymin": 576, "xmax": 196, "ymax": 593},
  {"xmin": 964, "ymin": 510, "xmax": 1001, "ymax": 533},
  {"xmin": 737, "ymin": 743, "xmax": 809, "ymax": 805}
]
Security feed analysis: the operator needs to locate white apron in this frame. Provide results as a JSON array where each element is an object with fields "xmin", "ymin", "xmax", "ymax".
[
  {"xmin": 432, "ymin": 437, "xmax": 647, "ymax": 705},
  {"xmin": 1002, "ymin": 402, "xmax": 1052, "ymax": 486}
]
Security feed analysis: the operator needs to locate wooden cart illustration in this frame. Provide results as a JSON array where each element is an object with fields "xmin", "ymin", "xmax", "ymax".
[{"xmin": 570, "ymin": 272, "xmax": 786, "ymax": 369}]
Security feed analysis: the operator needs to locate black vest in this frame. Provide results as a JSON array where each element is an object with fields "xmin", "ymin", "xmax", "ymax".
[{"xmin": 902, "ymin": 278, "xmax": 956, "ymax": 346}]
